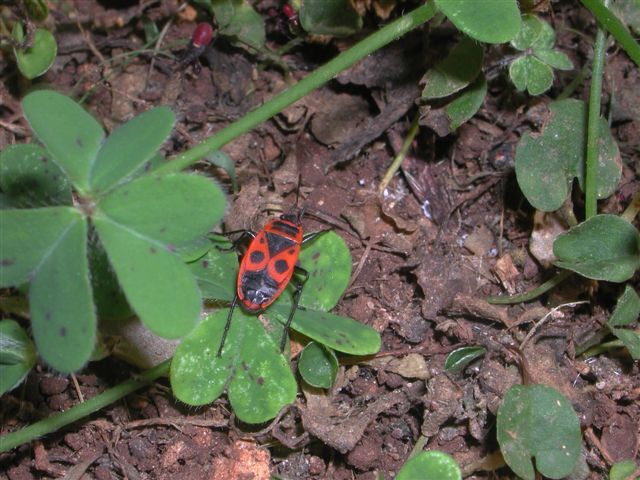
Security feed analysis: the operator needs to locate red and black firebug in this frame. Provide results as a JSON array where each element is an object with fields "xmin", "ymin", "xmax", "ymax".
[{"xmin": 217, "ymin": 206, "xmax": 324, "ymax": 356}]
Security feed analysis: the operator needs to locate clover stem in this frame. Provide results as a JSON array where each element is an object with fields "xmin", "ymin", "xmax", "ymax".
[
  {"xmin": 486, "ymin": 270, "xmax": 573, "ymax": 304},
  {"xmin": 580, "ymin": 0, "xmax": 640, "ymax": 67},
  {"xmin": 584, "ymin": 0, "xmax": 610, "ymax": 220},
  {"xmin": 155, "ymin": 2, "xmax": 438, "ymax": 175},
  {"xmin": 378, "ymin": 112, "xmax": 420, "ymax": 196},
  {"xmin": 0, "ymin": 360, "xmax": 170, "ymax": 453}
]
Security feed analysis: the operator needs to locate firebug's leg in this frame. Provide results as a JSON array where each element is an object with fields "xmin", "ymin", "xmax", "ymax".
[
  {"xmin": 217, "ymin": 295, "xmax": 238, "ymax": 357},
  {"xmin": 301, "ymin": 229, "xmax": 329, "ymax": 245},
  {"xmin": 214, "ymin": 230, "xmax": 256, "ymax": 252},
  {"xmin": 279, "ymin": 266, "xmax": 309, "ymax": 351}
]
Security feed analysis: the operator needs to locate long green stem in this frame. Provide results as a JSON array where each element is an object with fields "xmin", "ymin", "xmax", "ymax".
[
  {"xmin": 486, "ymin": 270, "xmax": 572, "ymax": 305},
  {"xmin": 155, "ymin": 2, "xmax": 437, "ymax": 175},
  {"xmin": 378, "ymin": 112, "xmax": 421, "ymax": 195},
  {"xmin": 0, "ymin": 360, "xmax": 170, "ymax": 453},
  {"xmin": 584, "ymin": 0, "xmax": 609, "ymax": 219},
  {"xmin": 580, "ymin": 0, "xmax": 640, "ymax": 67}
]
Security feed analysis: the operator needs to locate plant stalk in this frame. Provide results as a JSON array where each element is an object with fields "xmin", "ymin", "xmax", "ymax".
[
  {"xmin": 0, "ymin": 360, "xmax": 170, "ymax": 453},
  {"xmin": 580, "ymin": 0, "xmax": 640, "ymax": 67},
  {"xmin": 155, "ymin": 2, "xmax": 437, "ymax": 175},
  {"xmin": 584, "ymin": 0, "xmax": 609, "ymax": 220},
  {"xmin": 486, "ymin": 270, "xmax": 573, "ymax": 304},
  {"xmin": 378, "ymin": 112, "xmax": 421, "ymax": 196}
]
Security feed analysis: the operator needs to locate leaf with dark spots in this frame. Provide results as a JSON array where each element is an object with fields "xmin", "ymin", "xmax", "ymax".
[
  {"xmin": 274, "ymin": 231, "xmax": 351, "ymax": 311},
  {"xmin": 59, "ymin": 327, "xmax": 67, "ymax": 337},
  {"xmin": 0, "ymin": 144, "xmax": 72, "ymax": 208},
  {"xmin": 93, "ymin": 215, "xmax": 201, "ymax": 339},
  {"xmin": 0, "ymin": 320, "xmax": 37, "ymax": 395},
  {"xmin": 269, "ymin": 306, "xmax": 380, "ymax": 355},
  {"xmin": 22, "ymin": 90, "xmax": 105, "ymax": 194},
  {"xmin": 1, "ymin": 259, "xmax": 15, "ymax": 266},
  {"xmin": 89, "ymin": 106, "xmax": 175, "ymax": 193},
  {"xmin": 171, "ymin": 309, "xmax": 296, "ymax": 424}
]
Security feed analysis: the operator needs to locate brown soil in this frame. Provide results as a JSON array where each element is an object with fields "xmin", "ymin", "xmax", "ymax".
[{"xmin": 1, "ymin": 1, "xmax": 639, "ymax": 479}]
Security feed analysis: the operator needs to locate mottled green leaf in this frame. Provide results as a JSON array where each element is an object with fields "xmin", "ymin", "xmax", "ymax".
[
  {"xmin": 497, "ymin": 384, "xmax": 582, "ymax": 480},
  {"xmin": 189, "ymin": 236, "xmax": 238, "ymax": 301},
  {"xmin": 447, "ymin": 74, "xmax": 487, "ymax": 130},
  {"xmin": 298, "ymin": 342, "xmax": 338, "ymax": 388},
  {"xmin": 269, "ymin": 306, "xmax": 380, "ymax": 355},
  {"xmin": 534, "ymin": 49, "xmax": 573, "ymax": 70},
  {"xmin": 29, "ymin": 214, "xmax": 95, "ymax": 372},
  {"xmin": 554, "ymin": 215, "xmax": 640, "ymax": 282},
  {"xmin": 607, "ymin": 285, "xmax": 640, "ymax": 358},
  {"xmin": 396, "ymin": 451, "xmax": 462, "ymax": 480},
  {"xmin": 422, "ymin": 36, "xmax": 484, "ymax": 99},
  {"xmin": 515, "ymin": 99, "xmax": 622, "ymax": 211},
  {"xmin": 96, "ymin": 174, "xmax": 225, "ymax": 247},
  {"xmin": 23, "ymin": 0, "xmax": 49, "ymax": 21},
  {"xmin": 609, "ymin": 460, "xmax": 638, "ymax": 480},
  {"xmin": 509, "ymin": 55, "xmax": 554, "ymax": 95},
  {"xmin": 0, "ymin": 207, "xmax": 80, "ymax": 287},
  {"xmin": 90, "ymin": 107, "xmax": 175, "ymax": 193},
  {"xmin": 272, "ymin": 231, "xmax": 351, "ymax": 311},
  {"xmin": 444, "ymin": 346, "xmax": 486, "ymax": 373},
  {"xmin": 611, "ymin": 329, "xmax": 640, "ymax": 359},
  {"xmin": 22, "ymin": 90, "xmax": 104, "ymax": 194},
  {"xmin": 300, "ymin": 0, "xmax": 362, "ymax": 37},
  {"xmin": 215, "ymin": 0, "xmax": 265, "ymax": 50},
  {"xmin": 205, "ymin": 151, "xmax": 238, "ymax": 193},
  {"xmin": 93, "ymin": 215, "xmax": 202, "ymax": 339},
  {"xmin": 0, "ymin": 319, "xmax": 37, "ymax": 395},
  {"xmin": 511, "ymin": 14, "xmax": 545, "ymax": 50},
  {"xmin": 89, "ymin": 235, "xmax": 132, "ymax": 321},
  {"xmin": 171, "ymin": 309, "xmax": 296, "ymax": 424},
  {"xmin": 13, "ymin": 25, "xmax": 57, "ymax": 79},
  {"xmin": 0, "ymin": 144, "xmax": 71, "ymax": 208},
  {"xmin": 434, "ymin": 0, "xmax": 521, "ymax": 43},
  {"xmin": 608, "ymin": 285, "xmax": 640, "ymax": 327}
]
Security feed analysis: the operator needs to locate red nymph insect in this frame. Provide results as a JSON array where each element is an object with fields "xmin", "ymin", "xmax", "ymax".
[
  {"xmin": 282, "ymin": 3, "xmax": 300, "ymax": 30},
  {"xmin": 191, "ymin": 22, "xmax": 214, "ymax": 49},
  {"xmin": 176, "ymin": 22, "xmax": 215, "ymax": 72},
  {"xmin": 217, "ymin": 207, "xmax": 323, "ymax": 356}
]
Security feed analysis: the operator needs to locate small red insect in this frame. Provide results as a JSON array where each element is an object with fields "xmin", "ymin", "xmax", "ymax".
[
  {"xmin": 217, "ymin": 207, "xmax": 323, "ymax": 356},
  {"xmin": 282, "ymin": 3, "xmax": 300, "ymax": 30},
  {"xmin": 176, "ymin": 22, "xmax": 215, "ymax": 73},
  {"xmin": 191, "ymin": 22, "xmax": 214, "ymax": 49}
]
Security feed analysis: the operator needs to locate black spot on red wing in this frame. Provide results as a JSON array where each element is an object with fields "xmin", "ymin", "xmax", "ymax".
[
  {"xmin": 288, "ymin": 248, "xmax": 295, "ymax": 254},
  {"xmin": 275, "ymin": 259, "xmax": 289, "ymax": 274},
  {"xmin": 250, "ymin": 251, "xmax": 265, "ymax": 263},
  {"xmin": 259, "ymin": 237, "xmax": 265, "ymax": 244}
]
